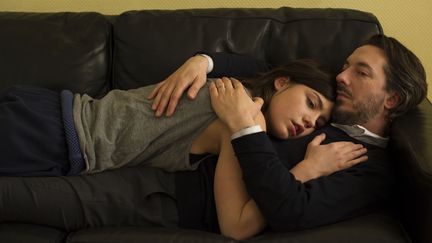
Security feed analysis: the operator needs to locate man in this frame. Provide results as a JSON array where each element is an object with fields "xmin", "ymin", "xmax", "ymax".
[{"xmin": 148, "ymin": 34, "xmax": 427, "ymax": 231}]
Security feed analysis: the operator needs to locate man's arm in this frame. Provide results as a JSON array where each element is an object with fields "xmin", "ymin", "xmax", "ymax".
[
  {"xmin": 232, "ymin": 133, "xmax": 394, "ymax": 231},
  {"xmin": 148, "ymin": 52, "xmax": 269, "ymax": 117},
  {"xmin": 204, "ymin": 52, "xmax": 271, "ymax": 78}
]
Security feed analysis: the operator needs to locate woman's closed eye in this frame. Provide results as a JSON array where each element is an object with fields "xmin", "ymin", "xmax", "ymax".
[{"xmin": 307, "ymin": 97, "xmax": 315, "ymax": 109}]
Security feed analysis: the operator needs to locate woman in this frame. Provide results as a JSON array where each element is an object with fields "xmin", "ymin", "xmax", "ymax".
[
  {"xmin": 0, "ymin": 60, "xmax": 367, "ymax": 239},
  {"xmin": 0, "ymin": 59, "xmax": 352, "ymax": 176}
]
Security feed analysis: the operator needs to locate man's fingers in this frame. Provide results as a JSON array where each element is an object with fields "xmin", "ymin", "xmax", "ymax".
[
  {"xmin": 147, "ymin": 81, "xmax": 165, "ymax": 100},
  {"xmin": 155, "ymin": 83, "xmax": 176, "ymax": 117},
  {"xmin": 165, "ymin": 83, "xmax": 191, "ymax": 116},
  {"xmin": 187, "ymin": 75, "xmax": 206, "ymax": 100},
  {"xmin": 152, "ymin": 85, "xmax": 166, "ymax": 111},
  {"xmin": 166, "ymin": 96, "xmax": 180, "ymax": 117}
]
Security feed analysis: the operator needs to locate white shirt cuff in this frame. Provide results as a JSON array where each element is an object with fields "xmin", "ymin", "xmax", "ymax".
[
  {"xmin": 231, "ymin": 125, "xmax": 263, "ymax": 140},
  {"xmin": 198, "ymin": 54, "xmax": 214, "ymax": 74}
]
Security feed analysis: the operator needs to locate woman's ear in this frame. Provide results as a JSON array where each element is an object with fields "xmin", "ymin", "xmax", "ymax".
[
  {"xmin": 274, "ymin": 76, "xmax": 290, "ymax": 91},
  {"xmin": 384, "ymin": 91, "xmax": 400, "ymax": 110}
]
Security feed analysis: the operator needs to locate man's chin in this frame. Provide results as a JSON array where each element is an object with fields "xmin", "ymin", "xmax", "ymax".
[
  {"xmin": 335, "ymin": 98, "xmax": 352, "ymax": 107},
  {"xmin": 334, "ymin": 104, "xmax": 353, "ymax": 116},
  {"xmin": 332, "ymin": 108, "xmax": 357, "ymax": 125}
]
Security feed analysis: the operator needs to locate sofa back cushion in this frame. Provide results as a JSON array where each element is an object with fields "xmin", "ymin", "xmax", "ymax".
[
  {"xmin": 0, "ymin": 12, "xmax": 111, "ymax": 96},
  {"xmin": 112, "ymin": 7, "xmax": 382, "ymax": 89}
]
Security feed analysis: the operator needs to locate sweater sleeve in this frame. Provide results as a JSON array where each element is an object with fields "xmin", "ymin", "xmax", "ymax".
[
  {"xmin": 232, "ymin": 132, "xmax": 395, "ymax": 231},
  {"xmin": 200, "ymin": 52, "xmax": 272, "ymax": 78}
]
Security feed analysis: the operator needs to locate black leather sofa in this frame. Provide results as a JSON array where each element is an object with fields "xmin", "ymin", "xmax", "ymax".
[{"xmin": 0, "ymin": 7, "xmax": 431, "ymax": 243}]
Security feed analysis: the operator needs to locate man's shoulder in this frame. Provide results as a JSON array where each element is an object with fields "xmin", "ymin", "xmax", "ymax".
[{"xmin": 319, "ymin": 125, "xmax": 387, "ymax": 151}]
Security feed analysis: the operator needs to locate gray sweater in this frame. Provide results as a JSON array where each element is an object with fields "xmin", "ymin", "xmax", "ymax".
[{"xmin": 73, "ymin": 83, "xmax": 216, "ymax": 173}]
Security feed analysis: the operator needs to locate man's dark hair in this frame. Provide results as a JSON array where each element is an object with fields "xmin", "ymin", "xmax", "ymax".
[{"xmin": 364, "ymin": 34, "xmax": 427, "ymax": 119}]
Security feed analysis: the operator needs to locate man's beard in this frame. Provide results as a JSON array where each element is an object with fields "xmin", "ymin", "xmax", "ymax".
[{"xmin": 332, "ymin": 95, "xmax": 384, "ymax": 125}]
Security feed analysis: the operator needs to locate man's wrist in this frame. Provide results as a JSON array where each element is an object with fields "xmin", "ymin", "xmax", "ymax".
[
  {"xmin": 231, "ymin": 125, "xmax": 263, "ymax": 140},
  {"xmin": 197, "ymin": 54, "xmax": 214, "ymax": 74}
]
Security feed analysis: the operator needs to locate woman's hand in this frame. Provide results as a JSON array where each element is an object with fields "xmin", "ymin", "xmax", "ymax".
[
  {"xmin": 147, "ymin": 55, "xmax": 209, "ymax": 117},
  {"xmin": 209, "ymin": 77, "xmax": 264, "ymax": 134},
  {"xmin": 291, "ymin": 133, "xmax": 368, "ymax": 183}
]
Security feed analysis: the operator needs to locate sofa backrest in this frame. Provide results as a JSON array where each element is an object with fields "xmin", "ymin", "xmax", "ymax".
[
  {"xmin": 0, "ymin": 8, "xmax": 381, "ymax": 95},
  {"xmin": 112, "ymin": 8, "xmax": 382, "ymax": 89},
  {"xmin": 0, "ymin": 12, "xmax": 111, "ymax": 97}
]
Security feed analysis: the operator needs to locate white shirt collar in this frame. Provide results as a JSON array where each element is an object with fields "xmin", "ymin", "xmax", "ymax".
[{"xmin": 331, "ymin": 123, "xmax": 389, "ymax": 148}]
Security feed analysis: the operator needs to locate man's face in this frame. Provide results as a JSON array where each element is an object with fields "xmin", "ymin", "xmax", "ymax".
[{"xmin": 332, "ymin": 45, "xmax": 389, "ymax": 125}]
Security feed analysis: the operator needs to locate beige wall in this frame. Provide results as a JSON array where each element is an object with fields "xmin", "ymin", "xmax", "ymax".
[{"xmin": 1, "ymin": 0, "xmax": 431, "ymax": 100}]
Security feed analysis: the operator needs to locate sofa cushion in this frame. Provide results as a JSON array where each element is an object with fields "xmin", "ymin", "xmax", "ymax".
[
  {"xmin": 247, "ymin": 211, "xmax": 409, "ymax": 243},
  {"xmin": 0, "ymin": 223, "xmax": 66, "ymax": 243},
  {"xmin": 67, "ymin": 227, "xmax": 231, "ymax": 243},
  {"xmin": 0, "ymin": 12, "xmax": 111, "ymax": 96}
]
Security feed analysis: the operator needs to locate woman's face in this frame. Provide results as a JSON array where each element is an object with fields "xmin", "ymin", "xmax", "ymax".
[{"xmin": 265, "ymin": 77, "xmax": 334, "ymax": 139}]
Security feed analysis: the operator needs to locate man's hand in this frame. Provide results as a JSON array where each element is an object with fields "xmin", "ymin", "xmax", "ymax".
[
  {"xmin": 209, "ymin": 77, "xmax": 264, "ymax": 133},
  {"xmin": 147, "ymin": 55, "xmax": 209, "ymax": 117}
]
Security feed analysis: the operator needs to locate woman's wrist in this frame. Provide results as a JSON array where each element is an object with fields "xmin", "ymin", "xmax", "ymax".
[
  {"xmin": 231, "ymin": 125, "xmax": 263, "ymax": 140},
  {"xmin": 289, "ymin": 160, "xmax": 319, "ymax": 183},
  {"xmin": 227, "ymin": 118, "xmax": 256, "ymax": 135}
]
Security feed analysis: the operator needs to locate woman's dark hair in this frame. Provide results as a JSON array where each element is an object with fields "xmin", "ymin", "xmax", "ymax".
[
  {"xmin": 364, "ymin": 34, "xmax": 427, "ymax": 119},
  {"xmin": 242, "ymin": 59, "xmax": 335, "ymax": 111}
]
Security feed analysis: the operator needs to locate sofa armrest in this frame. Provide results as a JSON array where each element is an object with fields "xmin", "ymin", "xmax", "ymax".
[{"xmin": 390, "ymin": 99, "xmax": 432, "ymax": 243}]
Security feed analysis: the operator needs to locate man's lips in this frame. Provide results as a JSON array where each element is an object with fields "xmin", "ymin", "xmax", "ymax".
[{"xmin": 337, "ymin": 90, "xmax": 351, "ymax": 99}]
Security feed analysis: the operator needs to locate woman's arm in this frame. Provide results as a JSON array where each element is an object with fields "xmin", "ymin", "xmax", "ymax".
[
  {"xmin": 213, "ymin": 115, "xmax": 267, "ymax": 240},
  {"xmin": 202, "ymin": 76, "xmax": 267, "ymax": 240}
]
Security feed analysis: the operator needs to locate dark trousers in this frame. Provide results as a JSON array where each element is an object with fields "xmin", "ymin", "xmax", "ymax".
[
  {"xmin": 0, "ymin": 166, "xmax": 178, "ymax": 230},
  {"xmin": 0, "ymin": 86, "xmax": 69, "ymax": 176}
]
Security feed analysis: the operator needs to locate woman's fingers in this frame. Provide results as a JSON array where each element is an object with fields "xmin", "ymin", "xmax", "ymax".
[{"xmin": 344, "ymin": 155, "xmax": 369, "ymax": 169}]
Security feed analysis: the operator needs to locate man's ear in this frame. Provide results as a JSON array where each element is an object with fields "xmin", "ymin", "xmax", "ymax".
[
  {"xmin": 385, "ymin": 91, "xmax": 400, "ymax": 109},
  {"xmin": 274, "ymin": 76, "xmax": 290, "ymax": 91}
]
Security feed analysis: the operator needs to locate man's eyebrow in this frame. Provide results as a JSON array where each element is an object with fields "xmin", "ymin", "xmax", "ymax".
[
  {"xmin": 356, "ymin": 62, "xmax": 375, "ymax": 75},
  {"xmin": 312, "ymin": 92, "xmax": 323, "ymax": 110}
]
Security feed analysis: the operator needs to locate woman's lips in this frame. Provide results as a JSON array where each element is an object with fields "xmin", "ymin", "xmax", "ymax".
[
  {"xmin": 290, "ymin": 125, "xmax": 297, "ymax": 137},
  {"xmin": 290, "ymin": 122, "xmax": 304, "ymax": 137}
]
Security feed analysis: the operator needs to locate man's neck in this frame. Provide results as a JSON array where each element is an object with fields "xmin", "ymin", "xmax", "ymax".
[{"xmin": 358, "ymin": 115, "xmax": 389, "ymax": 137}]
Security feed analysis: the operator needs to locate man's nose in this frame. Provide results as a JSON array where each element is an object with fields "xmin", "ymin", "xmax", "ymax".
[{"xmin": 336, "ymin": 69, "xmax": 349, "ymax": 85}]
